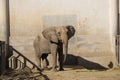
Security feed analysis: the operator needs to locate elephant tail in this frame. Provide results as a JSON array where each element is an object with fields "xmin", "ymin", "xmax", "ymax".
[
  {"xmin": 33, "ymin": 35, "xmax": 41, "ymax": 48},
  {"xmin": 33, "ymin": 35, "xmax": 41, "ymax": 54}
]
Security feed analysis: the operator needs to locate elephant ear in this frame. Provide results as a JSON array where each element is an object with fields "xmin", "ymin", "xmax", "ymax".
[
  {"xmin": 42, "ymin": 27, "xmax": 58, "ymax": 43},
  {"xmin": 66, "ymin": 25, "xmax": 75, "ymax": 40}
]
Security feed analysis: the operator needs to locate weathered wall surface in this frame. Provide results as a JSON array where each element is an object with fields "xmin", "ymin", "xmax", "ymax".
[
  {"xmin": 0, "ymin": 0, "xmax": 7, "ymax": 41},
  {"xmin": 0, "ymin": 0, "xmax": 117, "ymax": 68}
]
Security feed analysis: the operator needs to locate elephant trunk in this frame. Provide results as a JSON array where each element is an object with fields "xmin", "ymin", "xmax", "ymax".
[{"xmin": 62, "ymin": 34, "xmax": 68, "ymax": 63}]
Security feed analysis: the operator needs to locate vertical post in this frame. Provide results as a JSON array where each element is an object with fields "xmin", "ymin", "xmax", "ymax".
[
  {"xmin": 109, "ymin": 0, "xmax": 118, "ymax": 65},
  {"xmin": 117, "ymin": 0, "xmax": 119, "ymax": 35},
  {"xmin": 116, "ymin": 0, "xmax": 120, "ymax": 64},
  {"xmin": 1, "ymin": 0, "xmax": 10, "ymax": 74},
  {"xmin": 5, "ymin": 0, "xmax": 10, "ymax": 69},
  {"xmin": 117, "ymin": 0, "xmax": 120, "ymax": 64}
]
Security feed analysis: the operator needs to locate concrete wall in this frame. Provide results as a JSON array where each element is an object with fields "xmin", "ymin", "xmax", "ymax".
[
  {"xmin": 0, "ymin": 0, "xmax": 7, "ymax": 41},
  {"xmin": 0, "ymin": 0, "xmax": 118, "ymax": 68}
]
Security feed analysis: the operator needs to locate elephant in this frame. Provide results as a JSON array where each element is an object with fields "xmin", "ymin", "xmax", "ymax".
[{"xmin": 33, "ymin": 25, "xmax": 75, "ymax": 71}]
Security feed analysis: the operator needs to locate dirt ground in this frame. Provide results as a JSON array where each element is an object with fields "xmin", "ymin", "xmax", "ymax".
[
  {"xmin": 43, "ymin": 66, "xmax": 120, "ymax": 80},
  {"xmin": 0, "ymin": 66, "xmax": 120, "ymax": 80}
]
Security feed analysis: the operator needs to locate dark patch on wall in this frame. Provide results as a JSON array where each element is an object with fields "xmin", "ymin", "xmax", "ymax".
[{"xmin": 42, "ymin": 15, "xmax": 77, "ymax": 27}]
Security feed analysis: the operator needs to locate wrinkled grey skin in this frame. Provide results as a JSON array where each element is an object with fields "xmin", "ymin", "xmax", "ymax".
[{"xmin": 33, "ymin": 25, "xmax": 75, "ymax": 71}]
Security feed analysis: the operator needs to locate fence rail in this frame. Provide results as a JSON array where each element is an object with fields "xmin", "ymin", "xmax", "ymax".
[
  {"xmin": 9, "ymin": 47, "xmax": 42, "ymax": 71},
  {"xmin": 0, "ymin": 41, "xmax": 41, "ymax": 74}
]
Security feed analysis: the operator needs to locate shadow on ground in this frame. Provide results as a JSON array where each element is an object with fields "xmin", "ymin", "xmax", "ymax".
[{"xmin": 64, "ymin": 54, "xmax": 113, "ymax": 70}]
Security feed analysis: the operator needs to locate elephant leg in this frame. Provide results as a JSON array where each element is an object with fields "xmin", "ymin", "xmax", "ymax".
[
  {"xmin": 58, "ymin": 54, "xmax": 64, "ymax": 71},
  {"xmin": 36, "ymin": 55, "xmax": 42, "ymax": 69},
  {"xmin": 58, "ymin": 44, "xmax": 64, "ymax": 71},
  {"xmin": 34, "ymin": 45, "xmax": 42, "ymax": 69},
  {"xmin": 51, "ymin": 43, "xmax": 58, "ymax": 71},
  {"xmin": 41, "ymin": 54, "xmax": 49, "ymax": 69}
]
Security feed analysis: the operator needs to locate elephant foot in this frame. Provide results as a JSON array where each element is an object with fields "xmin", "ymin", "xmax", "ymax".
[{"xmin": 59, "ymin": 68, "xmax": 64, "ymax": 71}]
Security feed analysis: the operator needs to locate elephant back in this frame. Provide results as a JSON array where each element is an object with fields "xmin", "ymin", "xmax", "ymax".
[{"xmin": 34, "ymin": 35, "xmax": 51, "ymax": 54}]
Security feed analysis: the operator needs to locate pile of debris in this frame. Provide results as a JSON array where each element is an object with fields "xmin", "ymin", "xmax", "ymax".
[{"xmin": 0, "ymin": 67, "xmax": 48, "ymax": 80}]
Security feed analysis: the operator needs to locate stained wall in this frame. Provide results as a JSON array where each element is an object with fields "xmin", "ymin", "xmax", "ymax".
[{"xmin": 0, "ymin": 0, "xmax": 118, "ymax": 68}]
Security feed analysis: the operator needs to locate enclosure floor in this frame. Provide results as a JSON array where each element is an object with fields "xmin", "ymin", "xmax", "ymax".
[
  {"xmin": 43, "ymin": 66, "xmax": 120, "ymax": 80},
  {"xmin": 0, "ymin": 66, "xmax": 120, "ymax": 80}
]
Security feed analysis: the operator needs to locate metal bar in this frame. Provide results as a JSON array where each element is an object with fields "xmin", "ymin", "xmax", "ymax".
[
  {"xmin": 12, "ymin": 48, "xmax": 42, "ymax": 72},
  {"xmin": 117, "ymin": 0, "xmax": 120, "ymax": 64},
  {"xmin": 117, "ymin": 0, "xmax": 119, "ymax": 35},
  {"xmin": 116, "ymin": 35, "xmax": 120, "ymax": 64},
  {"xmin": 5, "ymin": 0, "xmax": 10, "ymax": 69},
  {"xmin": 23, "ymin": 58, "xmax": 27, "ymax": 68},
  {"xmin": 6, "ymin": 0, "xmax": 10, "ymax": 37},
  {"xmin": 1, "ymin": 0, "xmax": 10, "ymax": 74}
]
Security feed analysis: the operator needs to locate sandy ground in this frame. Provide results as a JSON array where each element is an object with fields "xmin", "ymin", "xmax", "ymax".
[
  {"xmin": 42, "ymin": 66, "xmax": 120, "ymax": 80},
  {"xmin": 0, "ymin": 66, "xmax": 120, "ymax": 80}
]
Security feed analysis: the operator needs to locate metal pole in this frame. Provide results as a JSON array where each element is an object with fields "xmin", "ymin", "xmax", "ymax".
[
  {"xmin": 118, "ymin": 0, "xmax": 120, "ymax": 64},
  {"xmin": 116, "ymin": 0, "xmax": 120, "ymax": 64},
  {"xmin": 5, "ymin": 0, "xmax": 10, "ymax": 69},
  {"xmin": 116, "ymin": 0, "xmax": 120, "ymax": 65},
  {"xmin": 117, "ymin": 0, "xmax": 119, "ymax": 35},
  {"xmin": 1, "ymin": 0, "xmax": 10, "ymax": 74}
]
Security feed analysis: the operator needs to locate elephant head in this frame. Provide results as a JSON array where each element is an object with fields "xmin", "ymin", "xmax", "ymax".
[{"xmin": 42, "ymin": 25, "xmax": 75, "ymax": 62}]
